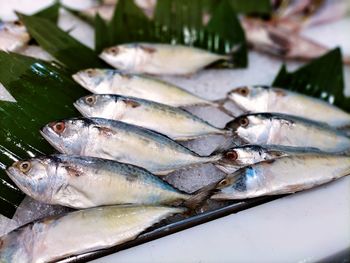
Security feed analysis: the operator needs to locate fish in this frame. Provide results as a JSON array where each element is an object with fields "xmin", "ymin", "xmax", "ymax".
[
  {"xmin": 99, "ymin": 43, "xmax": 230, "ymax": 75},
  {"xmin": 0, "ymin": 205, "xmax": 184, "ymax": 263},
  {"xmin": 225, "ymin": 113, "xmax": 350, "ymax": 152},
  {"xmin": 215, "ymin": 144, "xmax": 324, "ymax": 174},
  {"xmin": 17, "ymin": 45, "xmax": 54, "ymax": 61},
  {"xmin": 74, "ymin": 94, "xmax": 230, "ymax": 140},
  {"xmin": 40, "ymin": 117, "xmax": 227, "ymax": 175},
  {"xmin": 241, "ymin": 17, "xmax": 350, "ymax": 64},
  {"xmin": 227, "ymin": 86, "xmax": 350, "ymax": 129},
  {"xmin": 0, "ymin": 20, "xmax": 30, "ymax": 52},
  {"xmin": 212, "ymin": 153, "xmax": 350, "ymax": 200},
  {"xmin": 81, "ymin": 4, "xmax": 115, "ymax": 22},
  {"xmin": 6, "ymin": 155, "xmax": 211, "ymax": 209},
  {"xmin": 72, "ymin": 69, "xmax": 214, "ymax": 107}
]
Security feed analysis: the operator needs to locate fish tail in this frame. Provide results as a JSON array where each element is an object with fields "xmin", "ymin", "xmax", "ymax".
[
  {"xmin": 183, "ymin": 181, "xmax": 219, "ymax": 210},
  {"xmin": 343, "ymin": 56, "xmax": 350, "ymax": 66}
]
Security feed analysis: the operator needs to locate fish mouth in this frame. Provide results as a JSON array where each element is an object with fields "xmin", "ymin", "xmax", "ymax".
[
  {"xmin": 5, "ymin": 167, "xmax": 22, "ymax": 188},
  {"xmin": 72, "ymin": 74, "xmax": 88, "ymax": 89},
  {"xmin": 73, "ymin": 102, "xmax": 88, "ymax": 117},
  {"xmin": 39, "ymin": 128, "xmax": 64, "ymax": 153}
]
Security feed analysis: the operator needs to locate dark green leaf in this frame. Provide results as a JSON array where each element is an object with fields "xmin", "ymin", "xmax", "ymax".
[
  {"xmin": 0, "ymin": 51, "xmax": 87, "ymax": 218},
  {"xmin": 33, "ymin": 2, "xmax": 60, "ymax": 23},
  {"xmin": 19, "ymin": 14, "xmax": 106, "ymax": 72},
  {"xmin": 229, "ymin": 0, "xmax": 272, "ymax": 14},
  {"xmin": 273, "ymin": 48, "xmax": 349, "ymax": 112}
]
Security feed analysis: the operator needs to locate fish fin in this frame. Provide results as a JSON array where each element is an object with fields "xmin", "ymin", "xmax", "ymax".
[
  {"xmin": 139, "ymin": 45, "xmax": 157, "ymax": 54},
  {"xmin": 183, "ymin": 181, "xmax": 219, "ymax": 210},
  {"xmin": 122, "ymin": 98, "xmax": 141, "ymax": 108},
  {"xmin": 94, "ymin": 126, "xmax": 116, "ymax": 137}
]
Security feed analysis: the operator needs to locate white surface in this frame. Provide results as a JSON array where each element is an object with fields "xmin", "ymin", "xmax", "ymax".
[{"xmin": 0, "ymin": 1, "xmax": 349, "ymax": 262}]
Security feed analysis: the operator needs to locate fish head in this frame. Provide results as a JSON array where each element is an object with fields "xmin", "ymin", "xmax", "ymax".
[
  {"xmin": 217, "ymin": 145, "xmax": 272, "ymax": 174},
  {"xmin": 40, "ymin": 119, "xmax": 89, "ymax": 154},
  {"xmin": 6, "ymin": 157, "xmax": 59, "ymax": 202},
  {"xmin": 0, "ymin": 20, "xmax": 30, "ymax": 51},
  {"xmin": 213, "ymin": 165, "xmax": 265, "ymax": 200},
  {"xmin": 227, "ymin": 85, "xmax": 270, "ymax": 112},
  {"xmin": 222, "ymin": 145, "xmax": 271, "ymax": 166},
  {"xmin": 74, "ymin": 94, "xmax": 121, "ymax": 119},
  {"xmin": 99, "ymin": 45, "xmax": 138, "ymax": 70},
  {"xmin": 225, "ymin": 114, "xmax": 272, "ymax": 145},
  {"xmin": 72, "ymin": 68, "xmax": 114, "ymax": 93}
]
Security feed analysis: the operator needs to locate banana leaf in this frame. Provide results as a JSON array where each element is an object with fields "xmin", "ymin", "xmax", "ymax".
[
  {"xmin": 273, "ymin": 48, "xmax": 349, "ymax": 112},
  {"xmin": 95, "ymin": 0, "xmax": 247, "ymax": 67},
  {"xmin": 0, "ymin": 51, "xmax": 87, "ymax": 218},
  {"xmin": 33, "ymin": 2, "xmax": 60, "ymax": 23},
  {"xmin": 19, "ymin": 14, "xmax": 106, "ymax": 72}
]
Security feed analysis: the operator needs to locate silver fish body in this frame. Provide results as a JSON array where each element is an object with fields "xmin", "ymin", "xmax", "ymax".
[
  {"xmin": 18, "ymin": 45, "xmax": 54, "ymax": 61},
  {"xmin": 72, "ymin": 69, "xmax": 211, "ymax": 107},
  {"xmin": 226, "ymin": 113, "xmax": 350, "ymax": 153},
  {"xmin": 241, "ymin": 17, "xmax": 349, "ymax": 63},
  {"xmin": 40, "ymin": 118, "xmax": 221, "ymax": 175},
  {"xmin": 227, "ymin": 86, "xmax": 350, "ymax": 128},
  {"xmin": 74, "ymin": 94, "xmax": 228, "ymax": 140},
  {"xmin": 6, "ymin": 155, "xmax": 191, "ymax": 209},
  {"xmin": 0, "ymin": 205, "xmax": 183, "ymax": 263},
  {"xmin": 0, "ymin": 21, "xmax": 30, "ymax": 52},
  {"xmin": 215, "ymin": 144, "xmax": 324, "ymax": 174},
  {"xmin": 99, "ymin": 43, "xmax": 229, "ymax": 75},
  {"xmin": 212, "ymin": 154, "xmax": 350, "ymax": 200}
]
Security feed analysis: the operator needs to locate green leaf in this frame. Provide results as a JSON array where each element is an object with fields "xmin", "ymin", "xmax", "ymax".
[
  {"xmin": 96, "ymin": 0, "xmax": 247, "ymax": 67},
  {"xmin": 273, "ymin": 48, "xmax": 349, "ymax": 112},
  {"xmin": 33, "ymin": 2, "xmax": 60, "ymax": 23},
  {"xmin": 205, "ymin": 0, "xmax": 247, "ymax": 67},
  {"xmin": 229, "ymin": 0, "xmax": 272, "ymax": 14},
  {"xmin": 0, "ymin": 51, "xmax": 87, "ymax": 218},
  {"xmin": 19, "ymin": 14, "xmax": 106, "ymax": 72}
]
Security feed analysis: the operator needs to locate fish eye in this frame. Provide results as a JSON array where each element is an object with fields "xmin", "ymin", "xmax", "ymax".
[
  {"xmin": 225, "ymin": 151, "xmax": 238, "ymax": 160},
  {"xmin": 86, "ymin": 69, "xmax": 94, "ymax": 77},
  {"xmin": 218, "ymin": 178, "xmax": 229, "ymax": 187},
  {"xmin": 239, "ymin": 117, "xmax": 249, "ymax": 127},
  {"xmin": 108, "ymin": 47, "xmax": 119, "ymax": 55},
  {"xmin": 13, "ymin": 20, "xmax": 23, "ymax": 26},
  {"xmin": 85, "ymin": 96, "xmax": 96, "ymax": 105},
  {"xmin": 236, "ymin": 87, "xmax": 249, "ymax": 96},
  {"xmin": 17, "ymin": 161, "xmax": 31, "ymax": 173},
  {"xmin": 51, "ymin": 122, "xmax": 66, "ymax": 134}
]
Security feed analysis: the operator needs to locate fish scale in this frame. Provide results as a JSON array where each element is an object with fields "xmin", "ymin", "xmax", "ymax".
[
  {"xmin": 0, "ymin": 206, "xmax": 184, "ymax": 263},
  {"xmin": 213, "ymin": 154, "xmax": 350, "ymax": 200},
  {"xmin": 5, "ymin": 155, "xmax": 192, "ymax": 209},
  {"xmin": 74, "ymin": 94, "xmax": 229, "ymax": 141},
  {"xmin": 40, "ymin": 118, "xmax": 224, "ymax": 175}
]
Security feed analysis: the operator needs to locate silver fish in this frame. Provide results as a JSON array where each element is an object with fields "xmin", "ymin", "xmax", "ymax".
[
  {"xmin": 17, "ymin": 45, "xmax": 54, "ymax": 61},
  {"xmin": 212, "ymin": 153, "xmax": 350, "ymax": 200},
  {"xmin": 99, "ymin": 43, "xmax": 229, "ymax": 75},
  {"xmin": 227, "ymin": 86, "xmax": 350, "ymax": 128},
  {"xmin": 40, "ymin": 118, "xmax": 224, "ymax": 175},
  {"xmin": 216, "ymin": 144, "xmax": 324, "ymax": 174},
  {"xmin": 5, "ymin": 155, "xmax": 212, "ymax": 209},
  {"xmin": 0, "ymin": 20, "xmax": 30, "ymax": 52},
  {"xmin": 0, "ymin": 205, "xmax": 184, "ymax": 263},
  {"xmin": 241, "ymin": 17, "xmax": 350, "ymax": 64},
  {"xmin": 225, "ymin": 113, "xmax": 350, "ymax": 152},
  {"xmin": 72, "ymin": 69, "xmax": 213, "ymax": 107},
  {"xmin": 81, "ymin": 4, "xmax": 115, "ymax": 22},
  {"xmin": 74, "ymin": 94, "xmax": 229, "ymax": 140}
]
